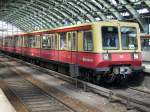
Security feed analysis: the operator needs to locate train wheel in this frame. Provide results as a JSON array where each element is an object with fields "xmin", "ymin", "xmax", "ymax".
[
  {"xmin": 114, "ymin": 76, "xmax": 128, "ymax": 87},
  {"xmin": 105, "ymin": 73, "xmax": 116, "ymax": 83},
  {"xmin": 128, "ymin": 72, "xmax": 144, "ymax": 86},
  {"xmin": 94, "ymin": 75, "xmax": 103, "ymax": 84}
]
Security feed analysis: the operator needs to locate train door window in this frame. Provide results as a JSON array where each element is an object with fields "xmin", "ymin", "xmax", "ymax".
[
  {"xmin": 15, "ymin": 37, "xmax": 18, "ymax": 47},
  {"xmin": 72, "ymin": 32, "xmax": 77, "ymax": 50},
  {"xmin": 18, "ymin": 37, "xmax": 21, "ymax": 47},
  {"xmin": 28, "ymin": 37, "xmax": 33, "ymax": 48},
  {"xmin": 36, "ymin": 35, "xmax": 41, "ymax": 48},
  {"xmin": 55, "ymin": 34, "xmax": 58, "ymax": 49},
  {"xmin": 68, "ymin": 33, "xmax": 71, "ymax": 50},
  {"xmin": 24, "ymin": 37, "xmax": 28, "ymax": 47},
  {"xmin": 52, "ymin": 34, "xmax": 57, "ymax": 49},
  {"xmin": 49, "ymin": 34, "xmax": 53, "ymax": 49},
  {"xmin": 7, "ymin": 38, "xmax": 9, "ymax": 46},
  {"xmin": 83, "ymin": 31, "xmax": 93, "ymax": 51},
  {"xmin": 16, "ymin": 37, "xmax": 20, "ymax": 47},
  {"xmin": 52, "ymin": 35, "xmax": 55, "ymax": 49},
  {"xmin": 32, "ymin": 36, "xmax": 37, "ymax": 47},
  {"xmin": 60, "ymin": 33, "xmax": 66, "ymax": 50},
  {"xmin": 102, "ymin": 26, "xmax": 119, "ymax": 50},
  {"xmin": 121, "ymin": 27, "xmax": 137, "ymax": 50}
]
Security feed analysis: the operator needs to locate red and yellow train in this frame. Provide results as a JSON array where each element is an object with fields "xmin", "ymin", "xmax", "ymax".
[{"xmin": 0, "ymin": 21, "xmax": 143, "ymax": 83}]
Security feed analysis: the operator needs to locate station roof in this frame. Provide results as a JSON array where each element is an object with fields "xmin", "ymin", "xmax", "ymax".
[{"xmin": 0, "ymin": 0, "xmax": 149, "ymax": 32}]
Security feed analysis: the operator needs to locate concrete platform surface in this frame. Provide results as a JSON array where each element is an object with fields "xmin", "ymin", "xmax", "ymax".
[
  {"xmin": 0, "ymin": 88, "xmax": 16, "ymax": 112},
  {"xmin": 142, "ymin": 63, "xmax": 150, "ymax": 73}
]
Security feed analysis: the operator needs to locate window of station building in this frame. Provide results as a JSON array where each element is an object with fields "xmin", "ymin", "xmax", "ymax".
[
  {"xmin": 83, "ymin": 31, "xmax": 93, "ymax": 51},
  {"xmin": 102, "ymin": 26, "xmax": 119, "ymax": 50},
  {"xmin": 60, "ymin": 33, "xmax": 66, "ymax": 50}
]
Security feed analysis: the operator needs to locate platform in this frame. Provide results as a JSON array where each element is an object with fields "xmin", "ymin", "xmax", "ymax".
[
  {"xmin": 0, "ymin": 88, "xmax": 16, "ymax": 112},
  {"xmin": 142, "ymin": 62, "xmax": 150, "ymax": 73}
]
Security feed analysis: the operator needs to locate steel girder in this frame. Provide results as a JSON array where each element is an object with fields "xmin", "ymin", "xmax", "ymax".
[
  {"xmin": 118, "ymin": 0, "xmax": 144, "ymax": 30},
  {"xmin": 0, "ymin": 0, "xmax": 149, "ymax": 32},
  {"xmin": 2, "ymin": 1, "xmax": 57, "ymax": 28},
  {"xmin": 89, "ymin": 0, "xmax": 123, "ymax": 20},
  {"xmin": 144, "ymin": 0, "xmax": 150, "ymax": 7}
]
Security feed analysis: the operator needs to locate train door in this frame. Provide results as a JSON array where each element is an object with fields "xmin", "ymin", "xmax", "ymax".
[
  {"xmin": 68, "ymin": 31, "xmax": 79, "ymax": 77},
  {"xmin": 12, "ymin": 36, "xmax": 15, "ymax": 53}
]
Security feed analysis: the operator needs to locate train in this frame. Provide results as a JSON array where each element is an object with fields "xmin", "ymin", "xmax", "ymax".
[
  {"xmin": 141, "ymin": 34, "xmax": 150, "ymax": 73},
  {"xmin": 0, "ymin": 21, "xmax": 143, "ymax": 83}
]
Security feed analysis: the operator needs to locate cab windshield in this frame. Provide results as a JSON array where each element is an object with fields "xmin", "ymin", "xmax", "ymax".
[
  {"xmin": 102, "ymin": 26, "xmax": 119, "ymax": 50},
  {"xmin": 121, "ymin": 27, "xmax": 137, "ymax": 50},
  {"xmin": 141, "ymin": 38, "xmax": 150, "ymax": 51}
]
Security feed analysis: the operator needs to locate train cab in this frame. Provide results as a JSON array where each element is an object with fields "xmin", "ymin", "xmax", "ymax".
[{"xmin": 79, "ymin": 21, "xmax": 142, "ymax": 82}]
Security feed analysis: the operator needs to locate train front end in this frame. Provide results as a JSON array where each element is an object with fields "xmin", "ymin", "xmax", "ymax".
[{"xmin": 93, "ymin": 21, "xmax": 143, "ymax": 82}]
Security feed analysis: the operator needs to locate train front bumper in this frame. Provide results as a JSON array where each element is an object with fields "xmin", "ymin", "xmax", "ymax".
[{"xmin": 95, "ymin": 66, "xmax": 143, "ymax": 74}]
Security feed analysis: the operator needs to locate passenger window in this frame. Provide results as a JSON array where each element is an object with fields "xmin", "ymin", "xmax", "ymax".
[
  {"xmin": 83, "ymin": 31, "xmax": 93, "ymax": 51},
  {"xmin": 42, "ymin": 35, "xmax": 51, "ymax": 49},
  {"xmin": 60, "ymin": 33, "xmax": 66, "ymax": 50},
  {"xmin": 102, "ymin": 26, "xmax": 119, "ymax": 50},
  {"xmin": 42, "ymin": 34, "xmax": 57, "ymax": 49},
  {"xmin": 121, "ymin": 27, "xmax": 137, "ymax": 50}
]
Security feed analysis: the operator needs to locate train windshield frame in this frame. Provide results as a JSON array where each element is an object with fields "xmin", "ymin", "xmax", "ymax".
[
  {"xmin": 121, "ymin": 27, "xmax": 138, "ymax": 50},
  {"xmin": 102, "ymin": 26, "xmax": 119, "ymax": 50}
]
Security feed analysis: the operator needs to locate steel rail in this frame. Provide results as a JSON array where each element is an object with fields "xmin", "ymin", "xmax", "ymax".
[{"xmin": 1, "ymin": 52, "xmax": 150, "ymax": 112}]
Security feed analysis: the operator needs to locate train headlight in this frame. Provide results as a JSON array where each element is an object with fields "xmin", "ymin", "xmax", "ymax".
[
  {"xmin": 103, "ymin": 53, "xmax": 110, "ymax": 60},
  {"xmin": 133, "ymin": 53, "xmax": 139, "ymax": 59}
]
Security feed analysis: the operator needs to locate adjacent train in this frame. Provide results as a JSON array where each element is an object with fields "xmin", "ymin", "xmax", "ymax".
[
  {"xmin": 0, "ymin": 21, "xmax": 143, "ymax": 83},
  {"xmin": 141, "ymin": 34, "xmax": 150, "ymax": 73}
]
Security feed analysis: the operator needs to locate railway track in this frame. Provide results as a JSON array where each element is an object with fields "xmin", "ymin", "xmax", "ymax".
[
  {"xmin": 0, "ymin": 59, "xmax": 75, "ymax": 112},
  {"xmin": 3, "ymin": 77, "xmax": 74, "ymax": 112},
  {"xmin": 1, "ymin": 53, "xmax": 150, "ymax": 112},
  {"xmin": 110, "ymin": 87, "xmax": 150, "ymax": 110}
]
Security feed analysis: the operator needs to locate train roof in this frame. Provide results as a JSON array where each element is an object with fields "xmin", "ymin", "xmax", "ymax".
[{"xmin": 4, "ymin": 20, "xmax": 139, "ymax": 38}]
